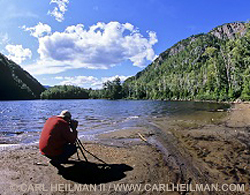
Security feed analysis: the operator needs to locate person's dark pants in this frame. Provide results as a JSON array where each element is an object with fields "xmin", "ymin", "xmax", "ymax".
[{"xmin": 46, "ymin": 144, "xmax": 77, "ymax": 167}]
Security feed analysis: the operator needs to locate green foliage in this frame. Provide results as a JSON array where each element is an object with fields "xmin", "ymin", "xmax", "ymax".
[
  {"xmin": 122, "ymin": 22, "xmax": 250, "ymax": 101},
  {"xmin": 0, "ymin": 53, "xmax": 45, "ymax": 100},
  {"xmin": 92, "ymin": 77, "xmax": 123, "ymax": 99},
  {"xmin": 40, "ymin": 85, "xmax": 89, "ymax": 99},
  {"xmin": 40, "ymin": 78, "xmax": 123, "ymax": 100},
  {"xmin": 38, "ymin": 22, "xmax": 250, "ymax": 102}
]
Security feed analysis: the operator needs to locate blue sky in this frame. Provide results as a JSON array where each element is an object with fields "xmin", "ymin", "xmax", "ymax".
[{"xmin": 0, "ymin": 0, "xmax": 250, "ymax": 88}]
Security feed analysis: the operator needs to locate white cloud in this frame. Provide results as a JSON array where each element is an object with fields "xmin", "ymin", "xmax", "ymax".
[
  {"xmin": 59, "ymin": 76, "xmax": 98, "ymax": 87},
  {"xmin": 55, "ymin": 75, "xmax": 131, "ymax": 89},
  {"xmin": 148, "ymin": 31, "xmax": 158, "ymax": 45},
  {"xmin": 23, "ymin": 59, "xmax": 71, "ymax": 75},
  {"xmin": 48, "ymin": 0, "xmax": 69, "ymax": 22},
  {"xmin": 22, "ymin": 23, "xmax": 51, "ymax": 38},
  {"xmin": 5, "ymin": 44, "xmax": 32, "ymax": 64},
  {"xmin": 26, "ymin": 21, "xmax": 158, "ymax": 75}
]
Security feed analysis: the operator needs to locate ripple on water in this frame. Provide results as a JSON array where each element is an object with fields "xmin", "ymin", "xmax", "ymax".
[{"xmin": 0, "ymin": 100, "xmax": 230, "ymax": 145}]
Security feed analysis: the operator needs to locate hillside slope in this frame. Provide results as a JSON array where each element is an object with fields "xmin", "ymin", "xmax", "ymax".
[
  {"xmin": 0, "ymin": 53, "xmax": 45, "ymax": 100},
  {"xmin": 123, "ymin": 22, "xmax": 250, "ymax": 101}
]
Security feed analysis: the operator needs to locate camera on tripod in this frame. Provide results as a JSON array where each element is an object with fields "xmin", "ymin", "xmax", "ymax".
[{"xmin": 69, "ymin": 119, "xmax": 78, "ymax": 131}]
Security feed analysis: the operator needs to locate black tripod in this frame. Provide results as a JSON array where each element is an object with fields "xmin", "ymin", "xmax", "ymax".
[{"xmin": 75, "ymin": 138, "xmax": 107, "ymax": 165}]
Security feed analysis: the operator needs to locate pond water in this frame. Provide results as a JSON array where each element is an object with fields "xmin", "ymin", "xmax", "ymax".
[{"xmin": 0, "ymin": 99, "xmax": 230, "ymax": 144}]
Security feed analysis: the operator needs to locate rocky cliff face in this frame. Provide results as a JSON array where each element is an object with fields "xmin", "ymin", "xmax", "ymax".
[
  {"xmin": 0, "ymin": 53, "xmax": 45, "ymax": 100},
  {"xmin": 150, "ymin": 22, "xmax": 247, "ymax": 69},
  {"xmin": 209, "ymin": 22, "xmax": 247, "ymax": 39},
  {"xmin": 149, "ymin": 34, "xmax": 204, "ymax": 70}
]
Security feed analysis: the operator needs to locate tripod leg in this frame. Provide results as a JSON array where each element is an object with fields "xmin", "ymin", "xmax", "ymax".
[
  {"xmin": 76, "ymin": 148, "xmax": 80, "ymax": 160},
  {"xmin": 77, "ymin": 138, "xmax": 107, "ymax": 165},
  {"xmin": 76, "ymin": 140, "xmax": 88, "ymax": 162}
]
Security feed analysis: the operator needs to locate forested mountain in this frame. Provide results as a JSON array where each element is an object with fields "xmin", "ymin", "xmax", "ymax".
[
  {"xmin": 123, "ymin": 22, "xmax": 250, "ymax": 101},
  {"xmin": 0, "ymin": 53, "xmax": 45, "ymax": 100}
]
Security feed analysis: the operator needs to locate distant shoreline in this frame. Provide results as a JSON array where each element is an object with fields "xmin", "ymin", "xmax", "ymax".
[{"xmin": 0, "ymin": 97, "xmax": 242, "ymax": 103}]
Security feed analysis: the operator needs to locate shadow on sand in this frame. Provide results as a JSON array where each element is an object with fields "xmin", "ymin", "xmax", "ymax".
[{"xmin": 56, "ymin": 161, "xmax": 133, "ymax": 184}]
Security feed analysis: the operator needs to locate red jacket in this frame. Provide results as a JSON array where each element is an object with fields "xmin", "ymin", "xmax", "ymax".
[{"xmin": 39, "ymin": 116, "xmax": 77, "ymax": 156}]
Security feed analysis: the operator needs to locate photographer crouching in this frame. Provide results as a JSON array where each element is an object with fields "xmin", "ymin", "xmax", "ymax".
[{"xmin": 39, "ymin": 110, "xmax": 78, "ymax": 167}]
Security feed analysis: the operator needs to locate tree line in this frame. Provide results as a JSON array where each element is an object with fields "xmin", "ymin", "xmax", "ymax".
[
  {"xmin": 41, "ymin": 22, "xmax": 250, "ymax": 101},
  {"xmin": 122, "ymin": 23, "xmax": 250, "ymax": 101},
  {"xmin": 40, "ymin": 78, "xmax": 124, "ymax": 100}
]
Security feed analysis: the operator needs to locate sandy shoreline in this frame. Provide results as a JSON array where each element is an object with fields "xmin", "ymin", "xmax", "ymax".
[
  {"xmin": 0, "ymin": 103, "xmax": 249, "ymax": 195},
  {"xmin": 152, "ymin": 103, "xmax": 250, "ymax": 194}
]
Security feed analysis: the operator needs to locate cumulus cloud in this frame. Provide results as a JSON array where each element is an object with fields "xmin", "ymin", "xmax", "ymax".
[
  {"xmin": 55, "ymin": 75, "xmax": 131, "ymax": 89},
  {"xmin": 5, "ymin": 44, "xmax": 32, "ymax": 64},
  {"xmin": 48, "ymin": 0, "xmax": 69, "ymax": 22},
  {"xmin": 22, "ymin": 22, "xmax": 51, "ymax": 38},
  {"xmin": 25, "ymin": 21, "xmax": 157, "ymax": 75}
]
